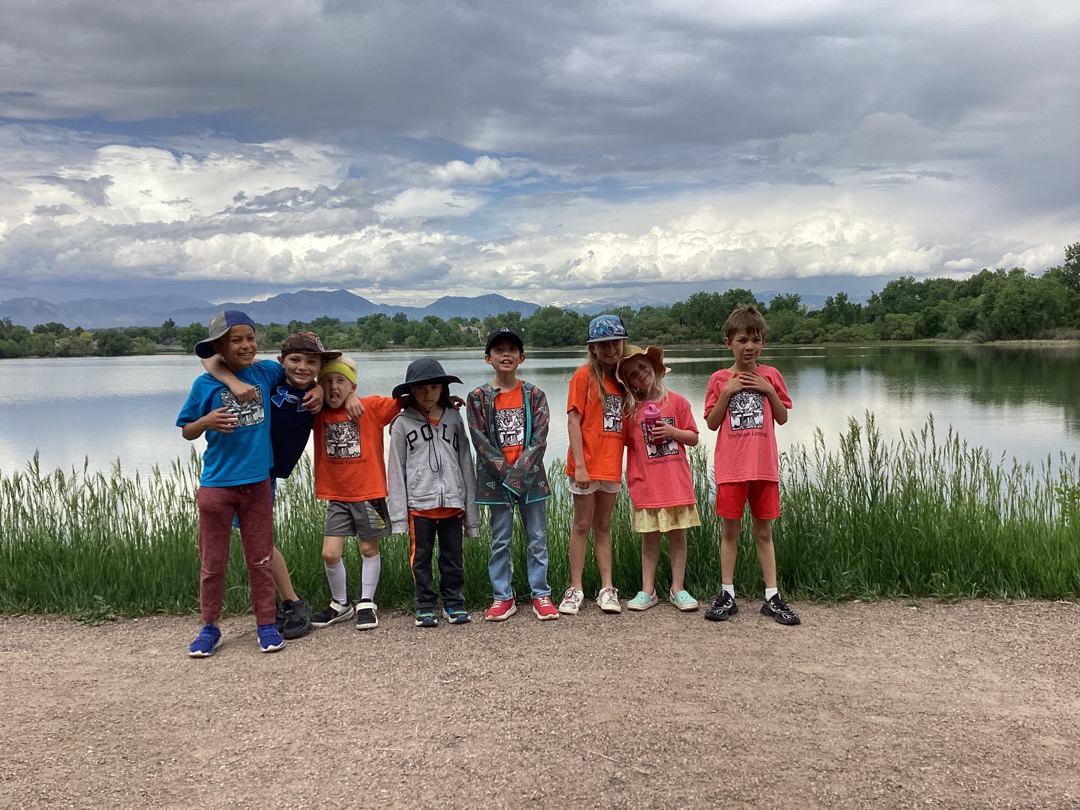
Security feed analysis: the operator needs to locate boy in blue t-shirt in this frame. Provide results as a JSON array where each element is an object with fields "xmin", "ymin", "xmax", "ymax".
[
  {"xmin": 177, "ymin": 310, "xmax": 291, "ymax": 657},
  {"xmin": 207, "ymin": 330, "xmax": 362, "ymax": 639}
]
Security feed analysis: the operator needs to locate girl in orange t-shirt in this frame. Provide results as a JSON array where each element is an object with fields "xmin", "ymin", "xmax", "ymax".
[{"xmin": 558, "ymin": 314, "xmax": 628, "ymax": 616}]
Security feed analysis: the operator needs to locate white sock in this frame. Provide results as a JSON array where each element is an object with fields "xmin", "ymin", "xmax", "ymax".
[
  {"xmin": 361, "ymin": 553, "xmax": 381, "ymax": 602},
  {"xmin": 764, "ymin": 587, "xmax": 778, "ymax": 601},
  {"xmin": 723, "ymin": 584, "xmax": 735, "ymax": 598},
  {"xmin": 324, "ymin": 561, "xmax": 348, "ymax": 605}
]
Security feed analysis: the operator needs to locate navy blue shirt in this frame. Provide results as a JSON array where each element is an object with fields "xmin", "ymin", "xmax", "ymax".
[{"xmin": 269, "ymin": 382, "xmax": 316, "ymax": 478}]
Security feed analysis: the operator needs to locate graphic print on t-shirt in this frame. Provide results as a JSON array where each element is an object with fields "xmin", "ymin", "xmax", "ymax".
[
  {"xmin": 728, "ymin": 390, "xmax": 765, "ymax": 431},
  {"xmin": 645, "ymin": 417, "xmax": 680, "ymax": 459},
  {"xmin": 325, "ymin": 420, "xmax": 361, "ymax": 459},
  {"xmin": 495, "ymin": 406, "xmax": 525, "ymax": 449},
  {"xmin": 221, "ymin": 389, "xmax": 264, "ymax": 428},
  {"xmin": 603, "ymin": 392, "xmax": 623, "ymax": 433}
]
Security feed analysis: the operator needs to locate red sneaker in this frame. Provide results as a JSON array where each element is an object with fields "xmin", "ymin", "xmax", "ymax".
[
  {"xmin": 532, "ymin": 596, "xmax": 560, "ymax": 621},
  {"xmin": 484, "ymin": 598, "xmax": 517, "ymax": 622}
]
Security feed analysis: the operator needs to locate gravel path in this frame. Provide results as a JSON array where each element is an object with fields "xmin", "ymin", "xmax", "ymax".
[{"xmin": 3, "ymin": 600, "xmax": 1080, "ymax": 809}]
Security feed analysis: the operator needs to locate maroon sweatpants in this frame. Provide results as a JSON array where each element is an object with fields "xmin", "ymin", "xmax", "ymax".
[{"xmin": 196, "ymin": 480, "xmax": 276, "ymax": 625}]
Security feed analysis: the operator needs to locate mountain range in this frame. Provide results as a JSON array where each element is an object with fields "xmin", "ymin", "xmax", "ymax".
[
  {"xmin": 0, "ymin": 288, "xmax": 833, "ymax": 329},
  {"xmin": 0, "ymin": 290, "xmax": 545, "ymax": 329}
]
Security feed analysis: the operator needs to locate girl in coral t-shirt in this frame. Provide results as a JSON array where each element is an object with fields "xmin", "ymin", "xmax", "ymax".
[
  {"xmin": 558, "ymin": 314, "xmax": 628, "ymax": 616},
  {"xmin": 616, "ymin": 345, "xmax": 701, "ymax": 613}
]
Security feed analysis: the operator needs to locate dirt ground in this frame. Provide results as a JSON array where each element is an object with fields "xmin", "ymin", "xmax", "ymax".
[{"xmin": 3, "ymin": 600, "xmax": 1079, "ymax": 810}]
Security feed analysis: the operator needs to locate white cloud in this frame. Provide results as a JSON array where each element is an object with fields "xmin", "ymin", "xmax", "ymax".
[{"xmin": 0, "ymin": 1, "xmax": 1077, "ymax": 304}]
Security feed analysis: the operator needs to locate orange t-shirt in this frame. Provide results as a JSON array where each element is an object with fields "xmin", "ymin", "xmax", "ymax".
[
  {"xmin": 565, "ymin": 365, "xmax": 625, "ymax": 482},
  {"xmin": 313, "ymin": 395, "xmax": 400, "ymax": 501},
  {"xmin": 494, "ymin": 381, "xmax": 526, "ymax": 468}
]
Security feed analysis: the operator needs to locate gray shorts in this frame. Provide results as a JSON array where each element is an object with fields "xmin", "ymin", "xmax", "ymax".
[{"xmin": 324, "ymin": 499, "xmax": 391, "ymax": 541}]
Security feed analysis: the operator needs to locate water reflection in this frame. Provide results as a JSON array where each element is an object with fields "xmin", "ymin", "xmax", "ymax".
[{"xmin": 1, "ymin": 345, "xmax": 1077, "ymax": 476}]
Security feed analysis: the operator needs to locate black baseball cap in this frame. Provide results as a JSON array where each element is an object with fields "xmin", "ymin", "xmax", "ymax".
[{"xmin": 485, "ymin": 327, "xmax": 525, "ymax": 353}]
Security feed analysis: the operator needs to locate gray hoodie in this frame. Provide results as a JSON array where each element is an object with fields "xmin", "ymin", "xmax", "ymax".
[{"xmin": 387, "ymin": 406, "xmax": 480, "ymax": 537}]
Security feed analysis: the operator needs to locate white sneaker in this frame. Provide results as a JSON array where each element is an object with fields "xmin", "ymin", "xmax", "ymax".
[
  {"xmin": 558, "ymin": 587, "xmax": 585, "ymax": 615},
  {"xmin": 596, "ymin": 587, "xmax": 621, "ymax": 614}
]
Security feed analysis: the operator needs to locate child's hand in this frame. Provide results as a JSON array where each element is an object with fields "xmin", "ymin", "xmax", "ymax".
[
  {"xmin": 573, "ymin": 465, "xmax": 592, "ymax": 488},
  {"xmin": 449, "ymin": 395, "xmax": 466, "ymax": 410},
  {"xmin": 229, "ymin": 382, "xmax": 258, "ymax": 403},
  {"xmin": 737, "ymin": 371, "xmax": 775, "ymax": 396},
  {"xmin": 302, "ymin": 385, "xmax": 325, "ymax": 414},
  {"xmin": 204, "ymin": 406, "xmax": 240, "ymax": 434},
  {"xmin": 344, "ymin": 392, "xmax": 365, "ymax": 420},
  {"xmin": 652, "ymin": 420, "xmax": 677, "ymax": 443}
]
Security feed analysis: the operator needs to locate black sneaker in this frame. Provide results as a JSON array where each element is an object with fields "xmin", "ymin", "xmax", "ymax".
[
  {"xmin": 274, "ymin": 601, "xmax": 286, "ymax": 633},
  {"xmin": 311, "ymin": 598, "xmax": 355, "ymax": 627},
  {"xmin": 355, "ymin": 601, "xmax": 379, "ymax": 631},
  {"xmin": 704, "ymin": 591, "xmax": 739, "ymax": 622},
  {"xmin": 281, "ymin": 597, "xmax": 313, "ymax": 639},
  {"xmin": 761, "ymin": 593, "xmax": 801, "ymax": 625}
]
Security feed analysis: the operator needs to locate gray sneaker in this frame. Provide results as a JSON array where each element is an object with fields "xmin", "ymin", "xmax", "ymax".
[
  {"xmin": 280, "ymin": 597, "xmax": 313, "ymax": 639},
  {"xmin": 354, "ymin": 600, "xmax": 379, "ymax": 631}
]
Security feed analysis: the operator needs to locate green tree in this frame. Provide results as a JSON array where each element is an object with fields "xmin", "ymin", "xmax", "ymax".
[
  {"xmin": 95, "ymin": 329, "xmax": 134, "ymax": 356},
  {"xmin": 177, "ymin": 322, "xmax": 209, "ymax": 352}
]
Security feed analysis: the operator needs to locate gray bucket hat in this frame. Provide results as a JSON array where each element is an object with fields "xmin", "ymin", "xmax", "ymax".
[{"xmin": 391, "ymin": 358, "xmax": 463, "ymax": 400}]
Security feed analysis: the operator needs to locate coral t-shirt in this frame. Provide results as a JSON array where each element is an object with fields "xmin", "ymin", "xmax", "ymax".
[
  {"xmin": 703, "ymin": 364, "xmax": 791, "ymax": 484},
  {"xmin": 624, "ymin": 391, "xmax": 698, "ymax": 509},
  {"xmin": 565, "ymin": 365, "xmax": 624, "ymax": 482},
  {"xmin": 313, "ymin": 395, "xmax": 400, "ymax": 501},
  {"xmin": 494, "ymin": 381, "xmax": 526, "ymax": 468}
]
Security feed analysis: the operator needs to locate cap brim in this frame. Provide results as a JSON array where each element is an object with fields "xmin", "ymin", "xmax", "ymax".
[{"xmin": 392, "ymin": 375, "xmax": 463, "ymax": 400}]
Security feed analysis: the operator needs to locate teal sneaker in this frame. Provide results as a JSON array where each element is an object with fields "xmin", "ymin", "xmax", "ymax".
[
  {"xmin": 415, "ymin": 611, "xmax": 438, "ymax": 628},
  {"xmin": 627, "ymin": 591, "xmax": 658, "ymax": 611},
  {"xmin": 442, "ymin": 606, "xmax": 471, "ymax": 625},
  {"xmin": 669, "ymin": 590, "xmax": 699, "ymax": 612}
]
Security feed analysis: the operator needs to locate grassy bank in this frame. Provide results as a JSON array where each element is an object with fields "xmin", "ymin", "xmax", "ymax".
[{"xmin": 2, "ymin": 416, "xmax": 1078, "ymax": 619}]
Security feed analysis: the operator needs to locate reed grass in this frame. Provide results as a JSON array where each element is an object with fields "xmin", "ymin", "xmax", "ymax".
[{"xmin": 1, "ymin": 415, "xmax": 1077, "ymax": 619}]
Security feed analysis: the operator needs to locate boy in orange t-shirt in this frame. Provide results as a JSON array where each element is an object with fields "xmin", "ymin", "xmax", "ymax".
[{"xmin": 311, "ymin": 356, "xmax": 400, "ymax": 631}]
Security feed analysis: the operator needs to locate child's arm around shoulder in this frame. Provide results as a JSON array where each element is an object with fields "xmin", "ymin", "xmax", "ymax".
[{"xmin": 201, "ymin": 355, "xmax": 258, "ymax": 403}]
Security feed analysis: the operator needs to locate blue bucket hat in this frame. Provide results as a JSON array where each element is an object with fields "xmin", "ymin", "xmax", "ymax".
[
  {"xmin": 587, "ymin": 314, "xmax": 629, "ymax": 343},
  {"xmin": 195, "ymin": 310, "xmax": 257, "ymax": 358}
]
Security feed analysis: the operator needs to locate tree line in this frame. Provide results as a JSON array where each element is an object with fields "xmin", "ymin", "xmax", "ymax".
[{"xmin": 2, "ymin": 244, "xmax": 1077, "ymax": 359}]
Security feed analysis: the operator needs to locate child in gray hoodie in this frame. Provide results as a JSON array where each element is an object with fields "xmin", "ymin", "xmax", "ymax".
[{"xmin": 387, "ymin": 358, "xmax": 480, "ymax": 627}]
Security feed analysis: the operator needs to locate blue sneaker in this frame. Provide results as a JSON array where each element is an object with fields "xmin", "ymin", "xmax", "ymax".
[
  {"xmin": 187, "ymin": 624, "xmax": 222, "ymax": 658},
  {"xmin": 257, "ymin": 623, "xmax": 286, "ymax": 653},
  {"xmin": 415, "ymin": 611, "xmax": 438, "ymax": 628}
]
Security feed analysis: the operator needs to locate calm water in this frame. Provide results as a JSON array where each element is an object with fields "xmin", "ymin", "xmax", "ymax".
[{"xmin": 1, "ymin": 345, "xmax": 1078, "ymax": 477}]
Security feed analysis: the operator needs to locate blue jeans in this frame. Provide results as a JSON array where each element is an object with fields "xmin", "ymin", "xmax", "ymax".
[{"xmin": 488, "ymin": 498, "xmax": 550, "ymax": 601}]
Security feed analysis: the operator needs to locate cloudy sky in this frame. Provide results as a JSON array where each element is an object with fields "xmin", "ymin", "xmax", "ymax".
[{"xmin": 1, "ymin": 1, "xmax": 1077, "ymax": 308}]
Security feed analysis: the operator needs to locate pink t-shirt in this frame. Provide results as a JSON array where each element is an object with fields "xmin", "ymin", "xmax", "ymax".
[
  {"xmin": 565, "ymin": 364, "xmax": 625, "ymax": 482},
  {"xmin": 703, "ymin": 364, "xmax": 792, "ymax": 484},
  {"xmin": 624, "ymin": 391, "xmax": 698, "ymax": 509}
]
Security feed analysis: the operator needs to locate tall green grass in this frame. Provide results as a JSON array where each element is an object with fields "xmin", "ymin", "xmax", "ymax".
[{"xmin": 1, "ymin": 415, "xmax": 1077, "ymax": 618}]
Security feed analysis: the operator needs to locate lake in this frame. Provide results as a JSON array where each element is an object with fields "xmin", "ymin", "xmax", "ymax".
[{"xmin": 1, "ymin": 344, "xmax": 1078, "ymax": 477}]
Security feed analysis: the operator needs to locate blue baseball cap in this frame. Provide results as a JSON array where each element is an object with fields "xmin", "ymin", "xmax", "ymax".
[
  {"xmin": 195, "ymin": 310, "xmax": 257, "ymax": 358},
  {"xmin": 587, "ymin": 314, "xmax": 629, "ymax": 343}
]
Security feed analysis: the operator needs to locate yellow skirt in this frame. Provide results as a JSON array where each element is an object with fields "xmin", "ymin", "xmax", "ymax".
[{"xmin": 631, "ymin": 503, "xmax": 701, "ymax": 534}]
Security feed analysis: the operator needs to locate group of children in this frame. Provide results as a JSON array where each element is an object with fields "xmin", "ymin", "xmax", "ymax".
[{"xmin": 176, "ymin": 304, "xmax": 800, "ymax": 657}]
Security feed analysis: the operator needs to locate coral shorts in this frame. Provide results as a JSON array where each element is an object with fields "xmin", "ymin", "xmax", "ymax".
[{"xmin": 714, "ymin": 480, "xmax": 780, "ymax": 520}]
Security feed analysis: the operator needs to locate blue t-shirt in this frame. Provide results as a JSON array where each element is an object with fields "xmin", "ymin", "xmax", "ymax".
[
  {"xmin": 269, "ymin": 381, "xmax": 316, "ymax": 478},
  {"xmin": 176, "ymin": 360, "xmax": 285, "ymax": 487}
]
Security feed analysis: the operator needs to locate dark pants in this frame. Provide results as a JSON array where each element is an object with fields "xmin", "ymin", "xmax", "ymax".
[
  {"xmin": 196, "ymin": 480, "xmax": 276, "ymax": 625},
  {"xmin": 408, "ymin": 513, "xmax": 464, "ymax": 612}
]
